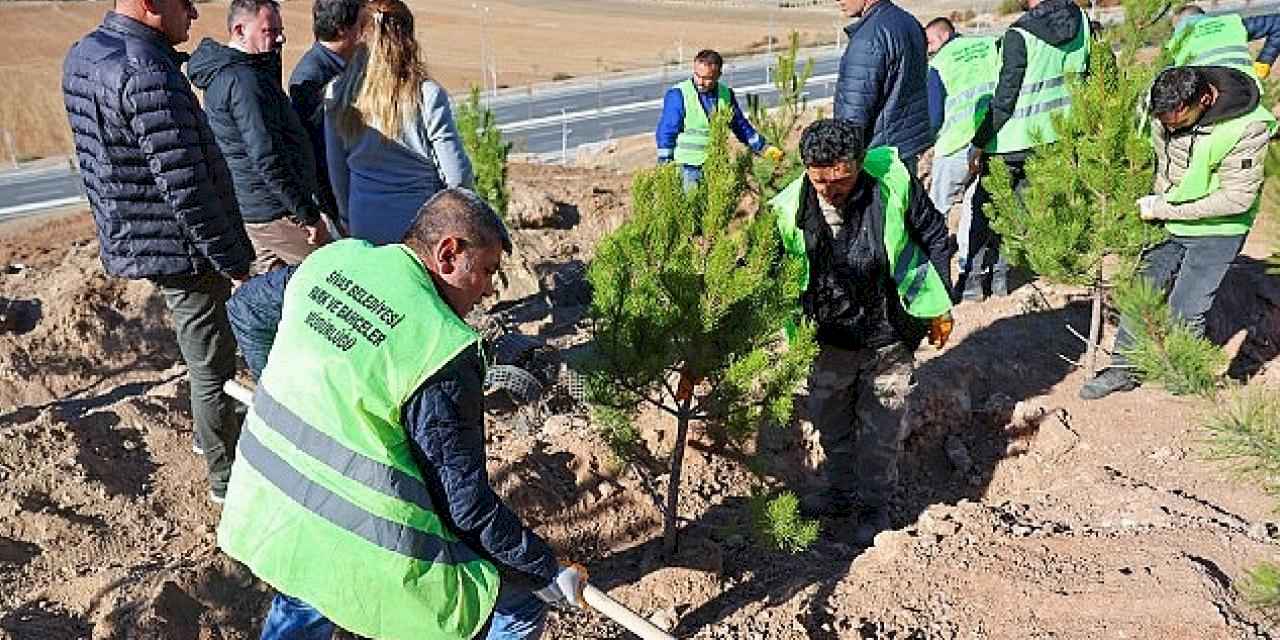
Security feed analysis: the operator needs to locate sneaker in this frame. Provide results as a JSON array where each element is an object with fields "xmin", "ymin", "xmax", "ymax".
[
  {"xmin": 1079, "ymin": 368, "xmax": 1138, "ymax": 401},
  {"xmin": 799, "ymin": 488, "xmax": 855, "ymax": 519},
  {"xmin": 209, "ymin": 490, "xmax": 226, "ymax": 505},
  {"xmin": 851, "ymin": 506, "xmax": 891, "ymax": 547}
]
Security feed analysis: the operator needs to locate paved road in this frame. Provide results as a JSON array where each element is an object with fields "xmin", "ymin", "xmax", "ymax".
[{"xmin": 0, "ymin": 46, "xmax": 842, "ymax": 220}]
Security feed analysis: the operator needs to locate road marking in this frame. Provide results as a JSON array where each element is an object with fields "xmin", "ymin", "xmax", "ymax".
[
  {"xmin": 0, "ymin": 196, "xmax": 86, "ymax": 218},
  {"xmin": 499, "ymin": 73, "xmax": 838, "ymax": 134}
]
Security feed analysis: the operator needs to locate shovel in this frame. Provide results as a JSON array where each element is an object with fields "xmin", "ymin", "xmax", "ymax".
[{"xmin": 222, "ymin": 380, "xmax": 675, "ymax": 640}]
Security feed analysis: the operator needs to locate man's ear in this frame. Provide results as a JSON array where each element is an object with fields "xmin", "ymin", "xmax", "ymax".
[
  {"xmin": 435, "ymin": 236, "xmax": 461, "ymax": 275},
  {"xmin": 138, "ymin": 0, "xmax": 164, "ymax": 17}
]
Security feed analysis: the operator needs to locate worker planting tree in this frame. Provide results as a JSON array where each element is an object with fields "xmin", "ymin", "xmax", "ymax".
[{"xmin": 588, "ymin": 108, "xmax": 817, "ymax": 558}]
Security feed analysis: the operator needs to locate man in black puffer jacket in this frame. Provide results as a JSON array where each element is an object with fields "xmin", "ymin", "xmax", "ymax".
[
  {"xmin": 63, "ymin": 0, "xmax": 254, "ymax": 503},
  {"xmin": 834, "ymin": 0, "xmax": 933, "ymax": 176},
  {"xmin": 189, "ymin": 0, "xmax": 329, "ymax": 274}
]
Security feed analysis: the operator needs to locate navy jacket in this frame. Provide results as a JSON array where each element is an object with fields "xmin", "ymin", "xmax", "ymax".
[
  {"xmin": 62, "ymin": 13, "xmax": 253, "ymax": 279},
  {"xmin": 188, "ymin": 39, "xmax": 322, "ymax": 226},
  {"xmin": 289, "ymin": 43, "xmax": 345, "ymax": 217},
  {"xmin": 655, "ymin": 83, "xmax": 767, "ymax": 163},
  {"xmin": 227, "ymin": 268, "xmax": 560, "ymax": 586},
  {"xmin": 835, "ymin": 0, "xmax": 933, "ymax": 158},
  {"xmin": 1245, "ymin": 14, "xmax": 1280, "ymax": 64}
]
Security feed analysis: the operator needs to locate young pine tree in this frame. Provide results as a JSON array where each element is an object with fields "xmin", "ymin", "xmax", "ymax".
[
  {"xmin": 586, "ymin": 107, "xmax": 818, "ymax": 558},
  {"xmin": 982, "ymin": 0, "xmax": 1173, "ymax": 376},
  {"xmin": 454, "ymin": 86, "xmax": 511, "ymax": 216},
  {"xmin": 747, "ymin": 31, "xmax": 814, "ymax": 201}
]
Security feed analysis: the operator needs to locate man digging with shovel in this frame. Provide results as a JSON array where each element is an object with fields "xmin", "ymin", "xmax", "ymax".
[{"xmin": 219, "ymin": 188, "xmax": 586, "ymax": 639}]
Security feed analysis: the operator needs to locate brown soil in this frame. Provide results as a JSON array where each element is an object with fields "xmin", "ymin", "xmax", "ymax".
[{"xmin": 3, "ymin": 160, "xmax": 1280, "ymax": 640}]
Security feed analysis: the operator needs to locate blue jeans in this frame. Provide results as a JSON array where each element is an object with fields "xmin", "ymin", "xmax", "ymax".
[
  {"xmin": 680, "ymin": 164, "xmax": 703, "ymax": 191},
  {"xmin": 260, "ymin": 584, "xmax": 548, "ymax": 640}
]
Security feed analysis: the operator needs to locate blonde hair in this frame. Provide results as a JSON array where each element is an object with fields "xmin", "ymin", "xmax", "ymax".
[{"xmin": 330, "ymin": 0, "xmax": 428, "ymax": 144}]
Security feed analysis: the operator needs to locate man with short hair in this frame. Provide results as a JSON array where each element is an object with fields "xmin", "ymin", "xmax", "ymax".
[
  {"xmin": 772, "ymin": 119, "xmax": 953, "ymax": 546},
  {"xmin": 963, "ymin": 0, "xmax": 1091, "ymax": 301},
  {"xmin": 833, "ymin": 0, "xmax": 933, "ymax": 176},
  {"xmin": 656, "ymin": 49, "xmax": 784, "ymax": 189},
  {"xmin": 63, "ymin": 0, "xmax": 255, "ymax": 502},
  {"xmin": 189, "ymin": 0, "xmax": 330, "ymax": 274},
  {"xmin": 221, "ymin": 188, "xmax": 588, "ymax": 639},
  {"xmin": 1081, "ymin": 66, "xmax": 1275, "ymax": 400},
  {"xmin": 290, "ymin": 0, "xmax": 365, "ymax": 220},
  {"xmin": 1170, "ymin": 4, "xmax": 1280, "ymax": 81},
  {"xmin": 924, "ymin": 16, "xmax": 998, "ymax": 298}
]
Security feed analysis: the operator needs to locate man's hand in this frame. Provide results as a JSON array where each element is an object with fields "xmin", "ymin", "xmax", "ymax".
[
  {"xmin": 763, "ymin": 146, "xmax": 786, "ymax": 163},
  {"xmin": 1255, "ymin": 61, "xmax": 1272, "ymax": 79},
  {"xmin": 304, "ymin": 220, "xmax": 331, "ymax": 246},
  {"xmin": 1136, "ymin": 195, "xmax": 1161, "ymax": 221},
  {"xmin": 928, "ymin": 314, "xmax": 954, "ymax": 349},
  {"xmin": 535, "ymin": 563, "xmax": 590, "ymax": 609},
  {"xmin": 967, "ymin": 147, "xmax": 984, "ymax": 180}
]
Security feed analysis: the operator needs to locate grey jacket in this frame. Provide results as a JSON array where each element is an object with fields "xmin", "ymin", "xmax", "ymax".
[
  {"xmin": 1150, "ymin": 67, "xmax": 1270, "ymax": 222},
  {"xmin": 324, "ymin": 78, "xmax": 473, "ymax": 245}
]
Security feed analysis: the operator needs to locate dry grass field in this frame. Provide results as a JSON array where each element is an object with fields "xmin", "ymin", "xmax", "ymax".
[{"xmin": 0, "ymin": 0, "xmax": 856, "ymax": 161}]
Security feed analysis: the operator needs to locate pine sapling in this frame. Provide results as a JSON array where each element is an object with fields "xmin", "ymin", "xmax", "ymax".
[
  {"xmin": 749, "ymin": 489, "xmax": 820, "ymax": 554},
  {"xmin": 747, "ymin": 31, "xmax": 814, "ymax": 201},
  {"xmin": 586, "ymin": 107, "xmax": 818, "ymax": 558},
  {"xmin": 455, "ymin": 86, "xmax": 511, "ymax": 216}
]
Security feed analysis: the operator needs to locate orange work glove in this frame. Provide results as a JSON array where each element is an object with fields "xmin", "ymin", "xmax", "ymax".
[{"xmin": 928, "ymin": 314, "xmax": 954, "ymax": 349}]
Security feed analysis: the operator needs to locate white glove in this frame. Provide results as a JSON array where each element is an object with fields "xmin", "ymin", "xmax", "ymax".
[
  {"xmin": 534, "ymin": 564, "xmax": 587, "ymax": 609},
  {"xmin": 1136, "ymin": 195, "xmax": 1161, "ymax": 220}
]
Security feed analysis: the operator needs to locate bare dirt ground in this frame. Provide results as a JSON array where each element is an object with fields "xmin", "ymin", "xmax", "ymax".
[{"xmin": 2, "ymin": 156, "xmax": 1280, "ymax": 639}]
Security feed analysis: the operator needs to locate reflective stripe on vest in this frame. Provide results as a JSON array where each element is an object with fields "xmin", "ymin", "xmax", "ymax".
[
  {"xmin": 989, "ymin": 11, "xmax": 1091, "ymax": 154},
  {"xmin": 1169, "ymin": 14, "xmax": 1259, "ymax": 80},
  {"xmin": 771, "ymin": 147, "xmax": 953, "ymax": 325},
  {"xmin": 930, "ymin": 35, "xmax": 1000, "ymax": 156},
  {"xmin": 673, "ymin": 79, "xmax": 731, "ymax": 167},
  {"xmin": 217, "ymin": 239, "xmax": 500, "ymax": 640},
  {"xmin": 1163, "ymin": 104, "xmax": 1277, "ymax": 237}
]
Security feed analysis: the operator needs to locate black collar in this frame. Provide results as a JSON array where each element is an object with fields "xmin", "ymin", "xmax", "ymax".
[{"xmin": 102, "ymin": 12, "xmax": 187, "ymax": 64}]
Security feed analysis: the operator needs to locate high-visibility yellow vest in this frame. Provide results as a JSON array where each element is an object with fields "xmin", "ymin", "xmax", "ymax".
[
  {"xmin": 673, "ymin": 79, "xmax": 731, "ymax": 167},
  {"xmin": 930, "ymin": 35, "xmax": 1000, "ymax": 157},
  {"xmin": 989, "ymin": 10, "xmax": 1091, "ymax": 154},
  {"xmin": 1169, "ymin": 14, "xmax": 1258, "ymax": 81},
  {"xmin": 217, "ymin": 239, "xmax": 500, "ymax": 639}
]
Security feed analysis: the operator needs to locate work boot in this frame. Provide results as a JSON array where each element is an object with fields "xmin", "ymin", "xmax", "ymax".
[
  {"xmin": 799, "ymin": 487, "xmax": 855, "ymax": 519},
  {"xmin": 851, "ymin": 506, "xmax": 891, "ymax": 547},
  {"xmin": 954, "ymin": 272, "xmax": 985, "ymax": 303},
  {"xmin": 1078, "ymin": 368, "xmax": 1138, "ymax": 401},
  {"xmin": 990, "ymin": 270, "xmax": 1009, "ymax": 298}
]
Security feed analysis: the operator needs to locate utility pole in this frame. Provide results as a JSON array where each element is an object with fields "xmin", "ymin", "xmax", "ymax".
[
  {"xmin": 561, "ymin": 108, "xmax": 571, "ymax": 165},
  {"xmin": 1, "ymin": 129, "xmax": 16, "ymax": 169}
]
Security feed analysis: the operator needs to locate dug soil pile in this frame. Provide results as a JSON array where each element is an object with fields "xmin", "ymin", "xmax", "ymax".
[{"xmin": 2, "ymin": 163, "xmax": 1279, "ymax": 639}]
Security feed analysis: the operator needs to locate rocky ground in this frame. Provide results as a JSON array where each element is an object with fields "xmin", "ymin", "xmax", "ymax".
[{"xmin": 2, "ymin": 160, "xmax": 1280, "ymax": 639}]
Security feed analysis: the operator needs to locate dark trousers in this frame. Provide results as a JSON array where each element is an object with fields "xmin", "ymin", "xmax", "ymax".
[
  {"xmin": 808, "ymin": 343, "xmax": 916, "ymax": 508},
  {"xmin": 152, "ymin": 271, "xmax": 242, "ymax": 494},
  {"xmin": 964, "ymin": 155, "xmax": 1027, "ymax": 286},
  {"xmin": 1110, "ymin": 233, "xmax": 1247, "ymax": 366}
]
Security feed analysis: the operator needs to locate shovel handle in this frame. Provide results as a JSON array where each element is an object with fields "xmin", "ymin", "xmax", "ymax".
[
  {"xmin": 222, "ymin": 380, "xmax": 675, "ymax": 639},
  {"xmin": 582, "ymin": 583, "xmax": 675, "ymax": 640}
]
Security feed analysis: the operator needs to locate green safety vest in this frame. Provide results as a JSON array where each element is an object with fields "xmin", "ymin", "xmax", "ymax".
[
  {"xmin": 1163, "ymin": 104, "xmax": 1277, "ymax": 237},
  {"xmin": 217, "ymin": 239, "xmax": 500, "ymax": 639},
  {"xmin": 989, "ymin": 10, "xmax": 1091, "ymax": 154},
  {"xmin": 772, "ymin": 146, "xmax": 953, "ymax": 328},
  {"xmin": 930, "ymin": 35, "xmax": 1000, "ymax": 157},
  {"xmin": 673, "ymin": 79, "xmax": 731, "ymax": 167},
  {"xmin": 1169, "ymin": 14, "xmax": 1258, "ymax": 80}
]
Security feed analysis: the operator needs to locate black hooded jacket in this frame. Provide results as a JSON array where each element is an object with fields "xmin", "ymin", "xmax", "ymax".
[
  {"xmin": 972, "ymin": 0, "xmax": 1086, "ymax": 157},
  {"xmin": 188, "ymin": 39, "xmax": 322, "ymax": 226}
]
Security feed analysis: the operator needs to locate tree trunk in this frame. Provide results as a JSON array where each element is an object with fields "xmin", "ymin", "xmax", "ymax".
[
  {"xmin": 1086, "ymin": 268, "xmax": 1104, "ymax": 377},
  {"xmin": 662, "ymin": 411, "xmax": 692, "ymax": 560}
]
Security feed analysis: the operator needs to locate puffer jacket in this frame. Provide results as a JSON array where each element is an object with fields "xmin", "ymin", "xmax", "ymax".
[
  {"xmin": 227, "ymin": 266, "xmax": 560, "ymax": 586},
  {"xmin": 1150, "ymin": 66, "xmax": 1271, "ymax": 221},
  {"xmin": 834, "ymin": 0, "xmax": 933, "ymax": 158},
  {"xmin": 62, "ymin": 12, "xmax": 253, "ymax": 279},
  {"xmin": 188, "ymin": 39, "xmax": 322, "ymax": 226},
  {"xmin": 972, "ymin": 0, "xmax": 1086, "ymax": 158}
]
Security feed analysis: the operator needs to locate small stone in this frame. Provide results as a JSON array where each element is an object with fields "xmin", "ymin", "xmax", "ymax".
[
  {"xmin": 648, "ymin": 607, "xmax": 679, "ymax": 632},
  {"xmin": 1249, "ymin": 521, "xmax": 1279, "ymax": 541},
  {"xmin": 1011, "ymin": 525, "xmax": 1034, "ymax": 537},
  {"xmin": 597, "ymin": 482, "xmax": 616, "ymax": 500},
  {"xmin": 944, "ymin": 435, "xmax": 973, "ymax": 474}
]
